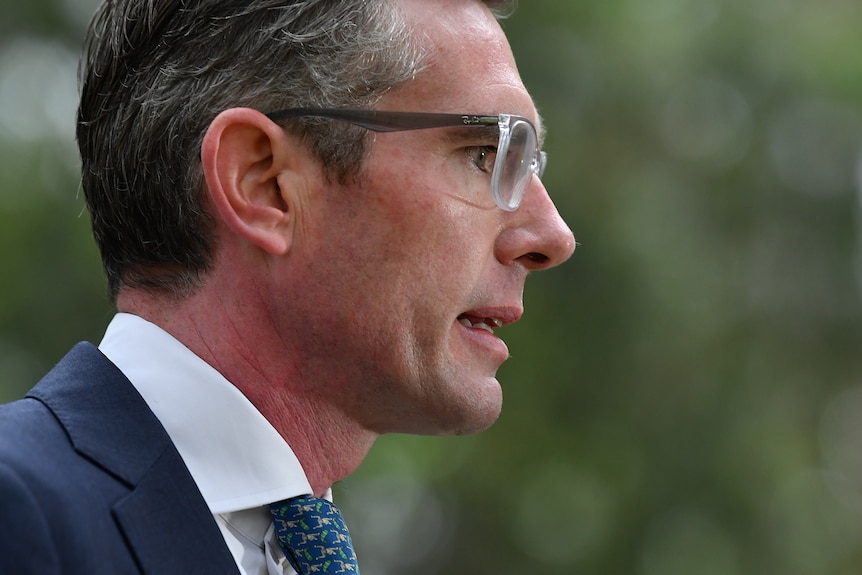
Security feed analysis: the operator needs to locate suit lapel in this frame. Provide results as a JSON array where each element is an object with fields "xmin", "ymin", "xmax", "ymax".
[
  {"xmin": 112, "ymin": 445, "xmax": 239, "ymax": 574},
  {"xmin": 29, "ymin": 343, "xmax": 239, "ymax": 575}
]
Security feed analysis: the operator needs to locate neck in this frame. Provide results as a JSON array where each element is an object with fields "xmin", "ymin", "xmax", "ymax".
[
  {"xmin": 117, "ymin": 285, "xmax": 378, "ymax": 497},
  {"xmin": 238, "ymin": 374, "xmax": 378, "ymax": 497}
]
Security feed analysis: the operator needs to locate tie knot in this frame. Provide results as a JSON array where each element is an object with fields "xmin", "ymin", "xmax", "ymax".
[{"xmin": 270, "ymin": 495, "xmax": 360, "ymax": 574}]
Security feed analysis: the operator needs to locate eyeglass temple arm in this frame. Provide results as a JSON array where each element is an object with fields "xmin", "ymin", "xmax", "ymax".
[{"xmin": 264, "ymin": 108, "xmax": 500, "ymax": 133}]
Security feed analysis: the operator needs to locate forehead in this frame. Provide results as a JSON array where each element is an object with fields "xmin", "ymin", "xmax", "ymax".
[{"xmin": 384, "ymin": 0, "xmax": 541, "ymax": 132}]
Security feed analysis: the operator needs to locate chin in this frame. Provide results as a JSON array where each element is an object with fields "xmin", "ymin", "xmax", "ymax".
[
  {"xmin": 438, "ymin": 385, "xmax": 504, "ymax": 436},
  {"xmin": 450, "ymin": 412, "xmax": 502, "ymax": 436},
  {"xmin": 370, "ymin": 371, "xmax": 504, "ymax": 435},
  {"xmin": 386, "ymin": 394, "xmax": 502, "ymax": 436}
]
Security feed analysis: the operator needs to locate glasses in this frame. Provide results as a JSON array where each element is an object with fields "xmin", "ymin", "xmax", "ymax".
[{"xmin": 264, "ymin": 108, "xmax": 547, "ymax": 211}]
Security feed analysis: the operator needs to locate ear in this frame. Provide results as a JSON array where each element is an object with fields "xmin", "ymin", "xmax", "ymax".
[{"xmin": 201, "ymin": 107, "xmax": 309, "ymax": 256}]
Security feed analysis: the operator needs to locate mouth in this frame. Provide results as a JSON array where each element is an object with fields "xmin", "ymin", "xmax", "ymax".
[{"xmin": 457, "ymin": 313, "xmax": 504, "ymax": 334}]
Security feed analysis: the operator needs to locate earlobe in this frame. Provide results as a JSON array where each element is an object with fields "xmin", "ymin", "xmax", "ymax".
[{"xmin": 201, "ymin": 108, "xmax": 301, "ymax": 256}]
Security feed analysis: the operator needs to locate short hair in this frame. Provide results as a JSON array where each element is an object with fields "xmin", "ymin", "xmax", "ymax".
[{"xmin": 77, "ymin": 0, "xmax": 513, "ymax": 302}]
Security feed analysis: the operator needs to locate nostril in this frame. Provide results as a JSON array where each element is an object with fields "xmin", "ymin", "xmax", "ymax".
[{"xmin": 526, "ymin": 252, "xmax": 549, "ymax": 264}]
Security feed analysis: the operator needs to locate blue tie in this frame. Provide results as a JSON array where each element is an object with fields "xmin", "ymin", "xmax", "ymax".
[{"xmin": 270, "ymin": 495, "xmax": 360, "ymax": 574}]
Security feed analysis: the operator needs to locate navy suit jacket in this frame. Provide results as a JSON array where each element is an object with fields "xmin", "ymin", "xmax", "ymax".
[{"xmin": 0, "ymin": 342, "xmax": 240, "ymax": 574}]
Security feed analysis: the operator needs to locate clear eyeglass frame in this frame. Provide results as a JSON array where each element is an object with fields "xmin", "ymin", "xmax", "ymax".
[{"xmin": 264, "ymin": 108, "xmax": 547, "ymax": 212}]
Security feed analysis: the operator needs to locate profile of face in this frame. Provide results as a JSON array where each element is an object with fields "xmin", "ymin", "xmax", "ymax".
[{"xmin": 268, "ymin": 0, "xmax": 576, "ymax": 437}]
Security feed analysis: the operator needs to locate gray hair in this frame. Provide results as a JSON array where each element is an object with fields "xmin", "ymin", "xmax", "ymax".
[{"xmin": 77, "ymin": 0, "xmax": 513, "ymax": 302}]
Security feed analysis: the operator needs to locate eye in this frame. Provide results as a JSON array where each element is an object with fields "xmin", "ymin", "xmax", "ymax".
[{"xmin": 466, "ymin": 145, "xmax": 497, "ymax": 174}]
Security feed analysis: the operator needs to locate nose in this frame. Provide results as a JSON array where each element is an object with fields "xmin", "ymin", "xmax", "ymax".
[{"xmin": 495, "ymin": 178, "xmax": 576, "ymax": 271}]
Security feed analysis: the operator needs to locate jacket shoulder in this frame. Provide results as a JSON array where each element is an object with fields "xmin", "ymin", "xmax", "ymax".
[{"xmin": 0, "ymin": 342, "xmax": 239, "ymax": 574}]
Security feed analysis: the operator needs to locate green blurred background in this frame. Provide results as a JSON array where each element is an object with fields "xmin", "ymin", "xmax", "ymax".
[{"xmin": 3, "ymin": 0, "xmax": 862, "ymax": 573}]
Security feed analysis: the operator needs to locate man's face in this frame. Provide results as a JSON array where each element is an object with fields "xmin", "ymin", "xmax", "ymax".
[{"xmin": 278, "ymin": 0, "xmax": 575, "ymax": 436}]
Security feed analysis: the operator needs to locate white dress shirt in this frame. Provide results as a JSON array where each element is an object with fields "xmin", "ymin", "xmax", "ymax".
[{"xmin": 99, "ymin": 313, "xmax": 326, "ymax": 575}]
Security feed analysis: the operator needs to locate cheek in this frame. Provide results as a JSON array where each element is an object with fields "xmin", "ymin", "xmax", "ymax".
[
  {"xmin": 371, "ymin": 195, "xmax": 484, "ymax": 287},
  {"xmin": 331, "ymin": 144, "xmax": 501, "ymax": 311},
  {"xmin": 371, "ymin": 131, "xmax": 494, "ymax": 211}
]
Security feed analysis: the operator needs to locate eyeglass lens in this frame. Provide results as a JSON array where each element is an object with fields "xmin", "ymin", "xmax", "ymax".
[{"xmin": 495, "ymin": 119, "xmax": 538, "ymax": 211}]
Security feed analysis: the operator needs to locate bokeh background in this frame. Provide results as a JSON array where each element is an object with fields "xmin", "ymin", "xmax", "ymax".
[{"xmin": 3, "ymin": 0, "xmax": 862, "ymax": 573}]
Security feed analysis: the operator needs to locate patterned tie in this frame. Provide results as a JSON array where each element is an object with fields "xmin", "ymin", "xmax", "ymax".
[{"xmin": 270, "ymin": 495, "xmax": 360, "ymax": 574}]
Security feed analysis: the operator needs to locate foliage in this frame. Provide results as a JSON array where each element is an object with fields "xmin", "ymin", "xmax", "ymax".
[{"xmin": 2, "ymin": 0, "xmax": 862, "ymax": 573}]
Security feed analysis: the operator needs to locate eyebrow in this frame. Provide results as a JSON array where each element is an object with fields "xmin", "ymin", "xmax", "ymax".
[
  {"xmin": 534, "ymin": 111, "xmax": 547, "ymax": 148},
  {"xmin": 441, "ymin": 124, "xmax": 501, "ymax": 145}
]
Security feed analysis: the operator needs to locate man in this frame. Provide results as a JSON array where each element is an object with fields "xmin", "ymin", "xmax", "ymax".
[{"xmin": 0, "ymin": 0, "xmax": 575, "ymax": 573}]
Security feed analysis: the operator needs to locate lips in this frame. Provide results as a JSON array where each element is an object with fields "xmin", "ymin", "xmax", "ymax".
[{"xmin": 457, "ymin": 314, "xmax": 503, "ymax": 333}]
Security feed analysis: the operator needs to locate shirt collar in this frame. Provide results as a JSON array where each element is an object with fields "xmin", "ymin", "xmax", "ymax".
[{"xmin": 99, "ymin": 312, "xmax": 316, "ymax": 514}]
